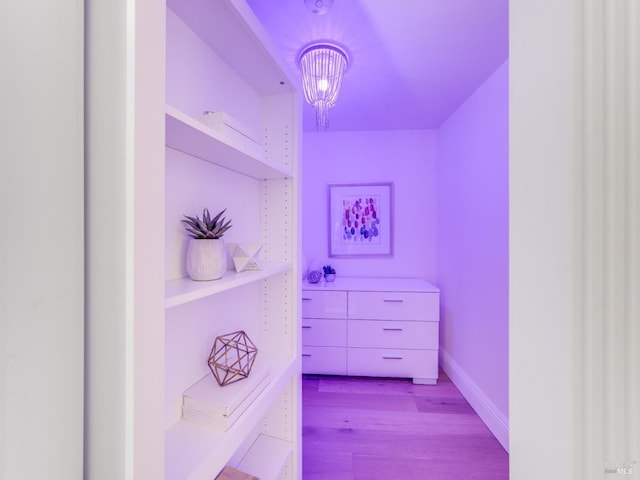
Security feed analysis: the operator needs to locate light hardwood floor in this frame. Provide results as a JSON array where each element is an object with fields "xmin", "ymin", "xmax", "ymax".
[{"xmin": 302, "ymin": 371, "xmax": 508, "ymax": 479}]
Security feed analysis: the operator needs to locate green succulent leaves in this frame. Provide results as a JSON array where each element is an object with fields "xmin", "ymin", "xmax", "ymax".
[{"xmin": 182, "ymin": 208, "xmax": 232, "ymax": 239}]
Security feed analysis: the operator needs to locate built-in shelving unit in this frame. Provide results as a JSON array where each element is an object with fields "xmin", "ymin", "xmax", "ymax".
[{"xmin": 163, "ymin": 0, "xmax": 301, "ymax": 478}]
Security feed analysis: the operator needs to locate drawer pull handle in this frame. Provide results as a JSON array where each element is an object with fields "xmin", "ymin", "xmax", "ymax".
[
  {"xmin": 383, "ymin": 328, "xmax": 403, "ymax": 332},
  {"xmin": 302, "ymin": 353, "xmax": 312, "ymax": 357},
  {"xmin": 382, "ymin": 356, "xmax": 403, "ymax": 360},
  {"xmin": 302, "ymin": 297, "xmax": 312, "ymax": 301},
  {"xmin": 383, "ymin": 299, "xmax": 404, "ymax": 303},
  {"xmin": 302, "ymin": 325, "xmax": 312, "ymax": 329}
]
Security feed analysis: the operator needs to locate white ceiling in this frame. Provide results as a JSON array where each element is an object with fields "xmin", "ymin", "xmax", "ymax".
[{"xmin": 246, "ymin": 0, "xmax": 509, "ymax": 132}]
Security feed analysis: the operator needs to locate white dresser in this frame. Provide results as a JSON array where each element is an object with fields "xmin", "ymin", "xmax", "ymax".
[{"xmin": 301, "ymin": 277, "xmax": 440, "ymax": 384}]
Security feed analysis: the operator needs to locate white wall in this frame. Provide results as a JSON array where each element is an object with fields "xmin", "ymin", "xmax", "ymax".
[
  {"xmin": 302, "ymin": 130, "xmax": 437, "ymax": 280},
  {"xmin": 0, "ymin": 1, "xmax": 84, "ymax": 478},
  {"xmin": 437, "ymin": 61, "xmax": 509, "ymax": 450}
]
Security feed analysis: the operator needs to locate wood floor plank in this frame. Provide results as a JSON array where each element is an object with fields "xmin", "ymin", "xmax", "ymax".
[
  {"xmin": 303, "ymin": 391, "xmax": 420, "ymax": 413},
  {"xmin": 304, "ymin": 426, "xmax": 506, "ymax": 464},
  {"xmin": 302, "ymin": 375, "xmax": 320, "ymax": 392},
  {"xmin": 304, "ymin": 406, "xmax": 491, "ymax": 435},
  {"xmin": 302, "ymin": 372, "xmax": 508, "ymax": 479},
  {"xmin": 313, "ymin": 373, "xmax": 467, "ymax": 398},
  {"xmin": 352, "ymin": 454, "xmax": 509, "ymax": 480},
  {"xmin": 413, "ymin": 396, "xmax": 476, "ymax": 415},
  {"xmin": 301, "ymin": 443, "xmax": 353, "ymax": 478}
]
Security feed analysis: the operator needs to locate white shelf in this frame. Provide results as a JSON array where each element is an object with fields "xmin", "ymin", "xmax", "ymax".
[
  {"xmin": 166, "ymin": 106, "xmax": 293, "ymax": 180},
  {"xmin": 165, "ymin": 356, "xmax": 297, "ymax": 480},
  {"xmin": 166, "ymin": 262, "xmax": 292, "ymax": 309},
  {"xmin": 235, "ymin": 434, "xmax": 292, "ymax": 480},
  {"xmin": 167, "ymin": 0, "xmax": 297, "ymax": 95}
]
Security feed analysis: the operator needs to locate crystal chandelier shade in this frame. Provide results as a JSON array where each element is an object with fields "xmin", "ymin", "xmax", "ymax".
[{"xmin": 298, "ymin": 43, "xmax": 348, "ymax": 130}]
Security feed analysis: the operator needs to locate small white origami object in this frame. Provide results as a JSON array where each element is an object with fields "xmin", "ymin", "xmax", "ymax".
[{"xmin": 227, "ymin": 242, "xmax": 263, "ymax": 272}]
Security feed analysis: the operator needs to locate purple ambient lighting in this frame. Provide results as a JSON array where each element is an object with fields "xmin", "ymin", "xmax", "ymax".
[
  {"xmin": 298, "ymin": 43, "xmax": 348, "ymax": 130},
  {"xmin": 245, "ymin": 0, "xmax": 508, "ymax": 131}
]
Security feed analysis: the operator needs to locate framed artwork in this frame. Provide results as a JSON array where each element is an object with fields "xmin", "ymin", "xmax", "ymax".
[{"xmin": 328, "ymin": 182, "xmax": 393, "ymax": 257}]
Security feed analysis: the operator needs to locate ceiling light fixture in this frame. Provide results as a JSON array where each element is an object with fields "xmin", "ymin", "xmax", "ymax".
[
  {"xmin": 304, "ymin": 0, "xmax": 333, "ymax": 15},
  {"xmin": 297, "ymin": 42, "xmax": 349, "ymax": 130}
]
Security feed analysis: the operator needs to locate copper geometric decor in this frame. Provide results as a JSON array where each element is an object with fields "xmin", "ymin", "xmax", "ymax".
[{"xmin": 208, "ymin": 330, "xmax": 258, "ymax": 387}]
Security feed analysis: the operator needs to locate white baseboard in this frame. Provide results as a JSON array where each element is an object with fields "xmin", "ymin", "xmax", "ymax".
[{"xmin": 439, "ymin": 349, "xmax": 509, "ymax": 452}]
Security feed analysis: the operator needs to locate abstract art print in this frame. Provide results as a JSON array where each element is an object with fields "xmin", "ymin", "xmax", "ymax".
[{"xmin": 328, "ymin": 183, "xmax": 393, "ymax": 257}]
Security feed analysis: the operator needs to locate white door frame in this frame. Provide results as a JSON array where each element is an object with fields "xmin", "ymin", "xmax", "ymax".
[{"xmin": 510, "ymin": 0, "xmax": 639, "ymax": 478}]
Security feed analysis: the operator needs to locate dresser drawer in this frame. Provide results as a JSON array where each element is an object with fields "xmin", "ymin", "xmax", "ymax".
[
  {"xmin": 348, "ymin": 291, "xmax": 439, "ymax": 321},
  {"xmin": 302, "ymin": 318, "xmax": 347, "ymax": 347},
  {"xmin": 347, "ymin": 348, "xmax": 438, "ymax": 381},
  {"xmin": 302, "ymin": 346, "xmax": 347, "ymax": 375},
  {"xmin": 302, "ymin": 290, "xmax": 347, "ymax": 319},
  {"xmin": 348, "ymin": 320, "xmax": 439, "ymax": 350}
]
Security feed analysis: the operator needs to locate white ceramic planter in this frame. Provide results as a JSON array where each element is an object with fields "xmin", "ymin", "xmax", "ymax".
[{"xmin": 186, "ymin": 238, "xmax": 227, "ymax": 281}]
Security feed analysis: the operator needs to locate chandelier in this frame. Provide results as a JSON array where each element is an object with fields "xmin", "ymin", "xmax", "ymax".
[{"xmin": 297, "ymin": 43, "xmax": 349, "ymax": 130}]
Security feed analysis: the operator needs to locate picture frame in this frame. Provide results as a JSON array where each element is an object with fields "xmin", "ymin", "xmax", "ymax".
[{"xmin": 328, "ymin": 182, "xmax": 393, "ymax": 257}]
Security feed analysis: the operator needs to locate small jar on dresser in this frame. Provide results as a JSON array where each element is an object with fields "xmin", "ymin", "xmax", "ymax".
[{"xmin": 301, "ymin": 277, "xmax": 440, "ymax": 384}]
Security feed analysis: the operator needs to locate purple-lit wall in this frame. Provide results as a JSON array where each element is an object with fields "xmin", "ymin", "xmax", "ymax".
[
  {"xmin": 437, "ymin": 61, "xmax": 509, "ymax": 430},
  {"xmin": 301, "ymin": 63, "xmax": 508, "ymax": 448},
  {"xmin": 302, "ymin": 130, "xmax": 437, "ymax": 280}
]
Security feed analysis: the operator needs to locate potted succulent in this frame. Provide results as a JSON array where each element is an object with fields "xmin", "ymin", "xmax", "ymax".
[
  {"xmin": 322, "ymin": 265, "xmax": 336, "ymax": 282},
  {"xmin": 182, "ymin": 208, "xmax": 232, "ymax": 281}
]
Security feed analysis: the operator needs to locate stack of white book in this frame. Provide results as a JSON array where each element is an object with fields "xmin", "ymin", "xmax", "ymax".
[{"xmin": 182, "ymin": 360, "xmax": 271, "ymax": 431}]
